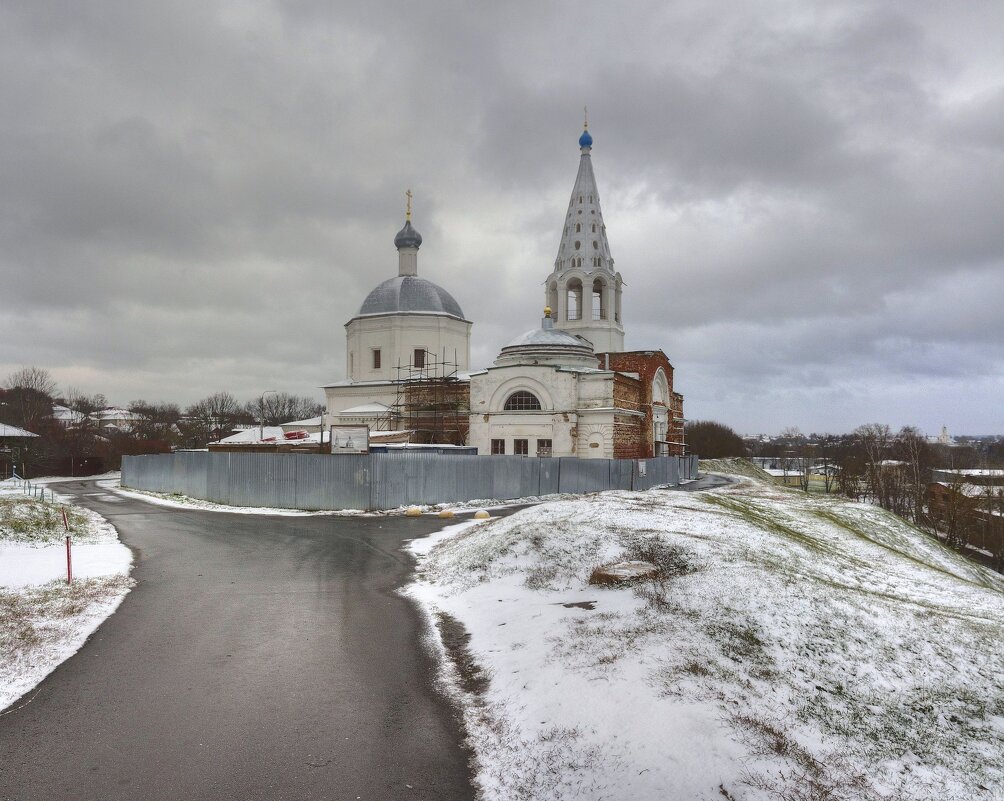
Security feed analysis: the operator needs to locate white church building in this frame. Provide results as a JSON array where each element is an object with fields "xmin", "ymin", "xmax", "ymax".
[{"xmin": 320, "ymin": 122, "xmax": 685, "ymax": 458}]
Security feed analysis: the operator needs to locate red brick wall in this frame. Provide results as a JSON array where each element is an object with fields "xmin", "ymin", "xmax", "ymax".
[{"xmin": 596, "ymin": 350, "xmax": 685, "ymax": 457}]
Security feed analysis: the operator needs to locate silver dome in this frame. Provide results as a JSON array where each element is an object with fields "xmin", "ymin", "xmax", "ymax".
[
  {"xmin": 358, "ymin": 275, "xmax": 466, "ymax": 319},
  {"xmin": 504, "ymin": 327, "xmax": 586, "ymax": 348},
  {"xmin": 495, "ymin": 318, "xmax": 597, "ymax": 368}
]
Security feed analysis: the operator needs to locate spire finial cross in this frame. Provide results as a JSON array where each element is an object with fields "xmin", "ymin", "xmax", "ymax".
[
  {"xmin": 405, "ymin": 188, "xmax": 413, "ymax": 221},
  {"xmin": 583, "ymin": 105, "xmax": 588, "ymax": 129}
]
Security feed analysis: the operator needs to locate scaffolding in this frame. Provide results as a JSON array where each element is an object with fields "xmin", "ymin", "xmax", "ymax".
[{"xmin": 377, "ymin": 349, "xmax": 470, "ymax": 445}]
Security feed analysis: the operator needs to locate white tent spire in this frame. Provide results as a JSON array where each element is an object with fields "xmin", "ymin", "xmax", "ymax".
[{"xmin": 543, "ymin": 120, "xmax": 625, "ymax": 353}]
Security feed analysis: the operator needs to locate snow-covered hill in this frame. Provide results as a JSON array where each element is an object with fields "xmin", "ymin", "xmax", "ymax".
[{"xmin": 406, "ymin": 469, "xmax": 1004, "ymax": 801}]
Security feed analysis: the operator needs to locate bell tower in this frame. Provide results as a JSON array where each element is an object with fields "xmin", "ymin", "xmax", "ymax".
[{"xmin": 543, "ymin": 115, "xmax": 624, "ymax": 353}]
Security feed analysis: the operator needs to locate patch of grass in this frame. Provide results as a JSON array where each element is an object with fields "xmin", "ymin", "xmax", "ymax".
[
  {"xmin": 731, "ymin": 712, "xmax": 893, "ymax": 801},
  {"xmin": 706, "ymin": 618, "xmax": 772, "ymax": 668},
  {"xmin": 435, "ymin": 611, "xmax": 491, "ymax": 697},
  {"xmin": 524, "ymin": 564, "xmax": 559, "ymax": 591},
  {"xmin": 626, "ymin": 535, "xmax": 695, "ymax": 578},
  {"xmin": 0, "ymin": 497, "xmax": 90, "ymax": 544},
  {"xmin": 699, "ymin": 458, "xmax": 775, "ymax": 483},
  {"xmin": 0, "ymin": 576, "xmax": 134, "ymax": 659}
]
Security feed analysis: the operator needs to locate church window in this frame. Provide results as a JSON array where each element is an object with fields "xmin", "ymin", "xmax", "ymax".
[
  {"xmin": 536, "ymin": 439, "xmax": 552, "ymax": 457},
  {"xmin": 567, "ymin": 278, "xmax": 583, "ymax": 320},
  {"xmin": 491, "ymin": 439, "xmax": 505, "ymax": 455},
  {"xmin": 578, "ymin": 196, "xmax": 582, "ymax": 203},
  {"xmin": 504, "ymin": 391, "xmax": 543, "ymax": 411},
  {"xmin": 372, "ymin": 349, "xmax": 381, "ymax": 369},
  {"xmin": 514, "ymin": 439, "xmax": 529, "ymax": 456},
  {"xmin": 589, "ymin": 195, "xmax": 593, "ymax": 202},
  {"xmin": 413, "ymin": 348, "xmax": 425, "ymax": 369},
  {"xmin": 575, "ymin": 223, "xmax": 581, "ymax": 232},
  {"xmin": 574, "ymin": 241, "xmax": 581, "ymax": 250},
  {"xmin": 592, "ymin": 278, "xmax": 607, "ymax": 320},
  {"xmin": 591, "ymin": 224, "xmax": 596, "ymax": 232},
  {"xmin": 593, "ymin": 241, "xmax": 598, "ymax": 249}
]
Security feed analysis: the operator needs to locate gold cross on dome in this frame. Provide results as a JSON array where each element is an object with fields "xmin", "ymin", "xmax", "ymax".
[{"xmin": 405, "ymin": 189, "xmax": 413, "ymax": 221}]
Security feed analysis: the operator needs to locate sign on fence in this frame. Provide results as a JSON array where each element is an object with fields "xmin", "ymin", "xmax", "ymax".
[{"xmin": 330, "ymin": 425, "xmax": 369, "ymax": 455}]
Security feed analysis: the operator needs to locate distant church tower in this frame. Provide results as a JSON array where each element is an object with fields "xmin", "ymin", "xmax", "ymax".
[{"xmin": 543, "ymin": 116, "xmax": 624, "ymax": 353}]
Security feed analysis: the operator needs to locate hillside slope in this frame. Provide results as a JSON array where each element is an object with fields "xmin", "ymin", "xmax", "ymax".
[{"xmin": 407, "ymin": 471, "xmax": 1004, "ymax": 801}]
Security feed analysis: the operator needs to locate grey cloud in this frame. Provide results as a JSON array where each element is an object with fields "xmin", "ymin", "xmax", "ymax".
[{"xmin": 0, "ymin": 0, "xmax": 1001, "ymax": 434}]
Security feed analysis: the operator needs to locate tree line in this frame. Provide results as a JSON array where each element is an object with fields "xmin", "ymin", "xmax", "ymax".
[
  {"xmin": 686, "ymin": 418, "xmax": 1004, "ymax": 570},
  {"xmin": 0, "ymin": 366, "xmax": 323, "ymax": 476}
]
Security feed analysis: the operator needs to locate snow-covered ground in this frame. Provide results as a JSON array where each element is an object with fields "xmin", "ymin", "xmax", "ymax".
[
  {"xmin": 405, "ymin": 469, "xmax": 1004, "ymax": 801},
  {"xmin": 0, "ymin": 478, "xmax": 133, "ymax": 711}
]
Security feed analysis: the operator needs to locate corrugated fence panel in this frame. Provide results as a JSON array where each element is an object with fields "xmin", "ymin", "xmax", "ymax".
[
  {"xmin": 538, "ymin": 459, "xmax": 560, "ymax": 496},
  {"xmin": 295, "ymin": 454, "xmax": 371, "ymax": 511},
  {"xmin": 206, "ymin": 452, "xmax": 231, "ymax": 504},
  {"xmin": 179, "ymin": 452, "xmax": 210, "ymax": 498},
  {"xmin": 668, "ymin": 457, "xmax": 680, "ymax": 486},
  {"xmin": 121, "ymin": 452, "xmax": 695, "ymax": 509},
  {"xmin": 558, "ymin": 458, "xmax": 611, "ymax": 494},
  {"xmin": 490, "ymin": 455, "xmax": 528, "ymax": 500},
  {"xmin": 610, "ymin": 459, "xmax": 633, "ymax": 490}
]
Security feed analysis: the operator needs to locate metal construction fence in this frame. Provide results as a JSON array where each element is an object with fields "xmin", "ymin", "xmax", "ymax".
[{"xmin": 122, "ymin": 451, "xmax": 699, "ymax": 511}]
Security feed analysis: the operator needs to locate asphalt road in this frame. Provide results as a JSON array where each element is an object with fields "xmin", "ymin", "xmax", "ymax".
[{"xmin": 0, "ymin": 482, "xmax": 475, "ymax": 801}]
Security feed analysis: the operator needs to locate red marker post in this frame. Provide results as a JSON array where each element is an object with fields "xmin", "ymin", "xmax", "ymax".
[{"xmin": 62, "ymin": 508, "xmax": 72, "ymax": 584}]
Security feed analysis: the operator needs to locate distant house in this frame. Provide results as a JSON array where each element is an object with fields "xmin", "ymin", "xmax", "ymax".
[
  {"xmin": 51, "ymin": 404, "xmax": 87, "ymax": 428},
  {"xmin": 0, "ymin": 423, "xmax": 39, "ymax": 478},
  {"xmin": 927, "ymin": 469, "xmax": 1004, "ymax": 558},
  {"xmin": 92, "ymin": 407, "xmax": 142, "ymax": 433}
]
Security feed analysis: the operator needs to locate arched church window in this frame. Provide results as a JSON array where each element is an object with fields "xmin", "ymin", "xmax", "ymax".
[
  {"xmin": 567, "ymin": 278, "xmax": 583, "ymax": 320},
  {"xmin": 574, "ymin": 241, "xmax": 581, "ymax": 250},
  {"xmin": 504, "ymin": 391, "xmax": 542, "ymax": 411},
  {"xmin": 575, "ymin": 223, "xmax": 581, "ymax": 232},
  {"xmin": 592, "ymin": 278, "xmax": 607, "ymax": 320},
  {"xmin": 591, "ymin": 224, "xmax": 596, "ymax": 232},
  {"xmin": 593, "ymin": 241, "xmax": 598, "ymax": 249}
]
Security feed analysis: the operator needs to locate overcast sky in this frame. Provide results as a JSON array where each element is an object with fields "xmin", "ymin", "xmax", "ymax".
[{"xmin": 2, "ymin": 1, "xmax": 1002, "ymax": 435}]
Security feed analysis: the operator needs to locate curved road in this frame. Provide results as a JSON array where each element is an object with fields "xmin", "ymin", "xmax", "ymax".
[{"xmin": 0, "ymin": 481, "xmax": 475, "ymax": 800}]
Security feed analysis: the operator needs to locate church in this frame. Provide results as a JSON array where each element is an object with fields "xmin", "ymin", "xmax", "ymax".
[{"xmin": 321, "ymin": 122, "xmax": 685, "ymax": 458}]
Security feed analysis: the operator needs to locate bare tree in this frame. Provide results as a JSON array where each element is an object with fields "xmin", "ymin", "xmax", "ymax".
[
  {"xmin": 129, "ymin": 400, "xmax": 182, "ymax": 443},
  {"xmin": 896, "ymin": 426, "xmax": 929, "ymax": 524},
  {"xmin": 855, "ymin": 423, "xmax": 892, "ymax": 508},
  {"xmin": 183, "ymin": 392, "xmax": 248, "ymax": 446},
  {"xmin": 62, "ymin": 388, "xmax": 107, "ymax": 416},
  {"xmin": 2, "ymin": 366, "xmax": 57, "ymax": 431},
  {"xmin": 244, "ymin": 393, "xmax": 325, "ymax": 428}
]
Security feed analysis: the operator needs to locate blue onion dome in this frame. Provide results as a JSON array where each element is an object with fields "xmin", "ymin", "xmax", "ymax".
[
  {"xmin": 579, "ymin": 128, "xmax": 593, "ymax": 148},
  {"xmin": 394, "ymin": 220, "xmax": 423, "ymax": 249}
]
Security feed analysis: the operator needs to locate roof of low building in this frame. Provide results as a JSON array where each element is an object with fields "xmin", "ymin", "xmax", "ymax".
[{"xmin": 0, "ymin": 423, "xmax": 39, "ymax": 438}]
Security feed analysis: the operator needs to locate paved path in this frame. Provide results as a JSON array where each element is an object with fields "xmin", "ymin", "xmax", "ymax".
[
  {"xmin": 673, "ymin": 472, "xmax": 740, "ymax": 492},
  {"xmin": 0, "ymin": 481, "xmax": 475, "ymax": 801}
]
